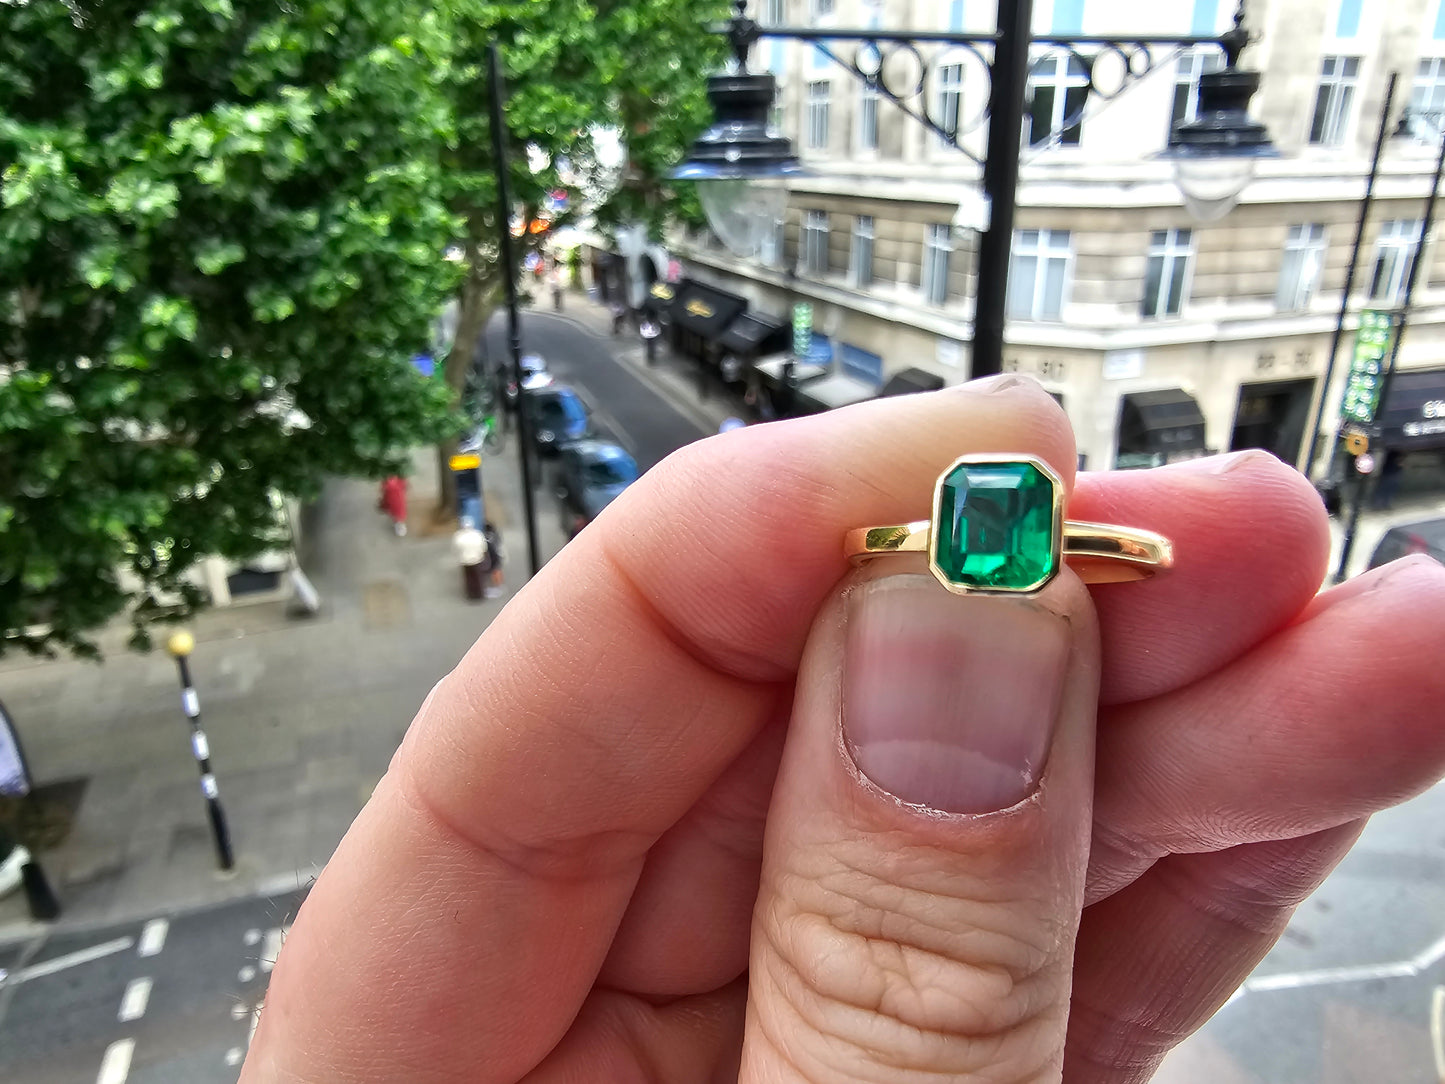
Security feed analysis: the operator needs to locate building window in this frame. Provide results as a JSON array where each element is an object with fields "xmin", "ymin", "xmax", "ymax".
[
  {"xmin": 1276, "ymin": 224, "xmax": 1327, "ymax": 311},
  {"xmin": 858, "ymin": 80, "xmax": 880, "ymax": 151},
  {"xmin": 937, "ymin": 63, "xmax": 964, "ymax": 145},
  {"xmin": 1409, "ymin": 58, "xmax": 1445, "ymax": 140},
  {"xmin": 806, "ymin": 81, "xmax": 830, "ymax": 150},
  {"xmin": 851, "ymin": 215, "xmax": 874, "ymax": 288},
  {"xmin": 769, "ymin": 86, "xmax": 784, "ymax": 133},
  {"xmin": 1142, "ymin": 228, "xmax": 1193, "ymax": 318},
  {"xmin": 1310, "ymin": 56, "xmax": 1359, "ymax": 146},
  {"xmin": 922, "ymin": 223, "xmax": 952, "ymax": 305},
  {"xmin": 811, "ymin": 0, "xmax": 834, "ymax": 17},
  {"xmin": 1370, "ymin": 219, "xmax": 1420, "ymax": 303},
  {"xmin": 759, "ymin": 216, "xmax": 785, "ymax": 267},
  {"xmin": 1171, "ymin": 48, "xmax": 1224, "ymax": 136},
  {"xmin": 1008, "ymin": 229, "xmax": 1071, "ymax": 321},
  {"xmin": 803, "ymin": 210, "xmax": 829, "ymax": 274},
  {"xmin": 763, "ymin": 0, "xmax": 785, "ymax": 24},
  {"xmin": 1335, "ymin": 0, "xmax": 1363, "ymax": 38},
  {"xmin": 1027, "ymin": 53, "xmax": 1090, "ymax": 148},
  {"xmin": 949, "ymin": 0, "xmax": 965, "ymax": 30}
]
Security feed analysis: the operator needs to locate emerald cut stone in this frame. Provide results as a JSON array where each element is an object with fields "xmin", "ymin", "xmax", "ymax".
[{"xmin": 933, "ymin": 460, "xmax": 1059, "ymax": 591}]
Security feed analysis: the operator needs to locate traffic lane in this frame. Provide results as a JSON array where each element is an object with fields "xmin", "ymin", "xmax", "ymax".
[
  {"xmin": 0, "ymin": 889, "xmax": 306, "ymax": 1084},
  {"xmin": 485, "ymin": 314, "xmax": 709, "ymax": 471}
]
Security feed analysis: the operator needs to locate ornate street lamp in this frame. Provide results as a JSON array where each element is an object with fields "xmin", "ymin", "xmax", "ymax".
[{"xmin": 673, "ymin": 1, "xmax": 1279, "ymax": 378}]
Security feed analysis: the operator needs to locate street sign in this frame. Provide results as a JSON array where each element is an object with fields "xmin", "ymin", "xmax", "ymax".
[
  {"xmin": 1344, "ymin": 428, "xmax": 1370, "ymax": 456},
  {"xmin": 1355, "ymin": 452, "xmax": 1377, "ymax": 474},
  {"xmin": 449, "ymin": 454, "xmax": 481, "ymax": 472},
  {"xmin": 1340, "ymin": 309, "xmax": 1395, "ymax": 426},
  {"xmin": 792, "ymin": 302, "xmax": 812, "ymax": 358}
]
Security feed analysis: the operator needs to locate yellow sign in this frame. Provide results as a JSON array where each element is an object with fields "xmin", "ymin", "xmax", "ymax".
[
  {"xmin": 650, "ymin": 284, "xmax": 674, "ymax": 300},
  {"xmin": 449, "ymin": 454, "xmax": 481, "ymax": 471},
  {"xmin": 685, "ymin": 298, "xmax": 714, "ymax": 318},
  {"xmin": 1344, "ymin": 430, "xmax": 1369, "ymax": 456}
]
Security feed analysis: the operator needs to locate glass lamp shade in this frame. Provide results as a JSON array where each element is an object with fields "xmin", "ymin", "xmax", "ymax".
[
  {"xmin": 1171, "ymin": 156, "xmax": 1259, "ymax": 222},
  {"xmin": 697, "ymin": 177, "xmax": 789, "ymax": 258}
]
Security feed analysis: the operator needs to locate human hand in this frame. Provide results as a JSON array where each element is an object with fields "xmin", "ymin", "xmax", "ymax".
[{"xmin": 241, "ymin": 378, "xmax": 1445, "ymax": 1083}]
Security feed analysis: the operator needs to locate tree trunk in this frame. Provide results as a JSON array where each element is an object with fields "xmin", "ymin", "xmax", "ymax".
[{"xmin": 435, "ymin": 264, "xmax": 499, "ymax": 516}]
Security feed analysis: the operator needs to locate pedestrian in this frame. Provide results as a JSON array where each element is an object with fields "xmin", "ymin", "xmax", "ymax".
[
  {"xmin": 1372, "ymin": 449, "xmax": 1404, "ymax": 510},
  {"xmin": 610, "ymin": 301, "xmax": 627, "ymax": 336},
  {"xmin": 640, "ymin": 318, "xmax": 660, "ymax": 364},
  {"xmin": 480, "ymin": 520, "xmax": 506, "ymax": 599},
  {"xmin": 453, "ymin": 516, "xmax": 486, "ymax": 601},
  {"xmin": 551, "ymin": 266, "xmax": 564, "ymax": 312},
  {"xmin": 380, "ymin": 475, "xmax": 408, "ymax": 537}
]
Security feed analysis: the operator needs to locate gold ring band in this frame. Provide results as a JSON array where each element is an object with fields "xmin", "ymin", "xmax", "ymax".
[{"xmin": 844, "ymin": 454, "xmax": 1173, "ymax": 596}]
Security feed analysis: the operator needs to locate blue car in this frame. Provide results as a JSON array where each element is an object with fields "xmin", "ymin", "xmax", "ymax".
[
  {"xmin": 523, "ymin": 385, "xmax": 591, "ymax": 457},
  {"xmin": 555, "ymin": 440, "xmax": 639, "ymax": 537}
]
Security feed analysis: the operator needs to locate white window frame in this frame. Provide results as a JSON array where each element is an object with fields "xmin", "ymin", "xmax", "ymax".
[
  {"xmin": 811, "ymin": 0, "xmax": 835, "ymax": 19},
  {"xmin": 803, "ymin": 210, "xmax": 829, "ymax": 275},
  {"xmin": 851, "ymin": 215, "xmax": 874, "ymax": 288},
  {"xmin": 1027, "ymin": 52, "xmax": 1090, "ymax": 148},
  {"xmin": 857, "ymin": 79, "xmax": 880, "ymax": 152},
  {"xmin": 806, "ymin": 80, "xmax": 831, "ymax": 151},
  {"xmin": 936, "ymin": 63, "xmax": 965, "ymax": 147},
  {"xmin": 1276, "ymin": 223, "xmax": 1327, "ymax": 311},
  {"xmin": 759, "ymin": 215, "xmax": 785, "ymax": 268},
  {"xmin": 922, "ymin": 223, "xmax": 953, "ymax": 306},
  {"xmin": 1008, "ymin": 229, "xmax": 1072, "ymax": 321},
  {"xmin": 1142, "ymin": 228, "xmax": 1194, "ymax": 319},
  {"xmin": 1310, "ymin": 56, "xmax": 1360, "ymax": 146},
  {"xmin": 1171, "ymin": 48, "xmax": 1224, "ymax": 136},
  {"xmin": 1370, "ymin": 219, "xmax": 1421, "ymax": 304},
  {"xmin": 763, "ymin": 0, "xmax": 785, "ymax": 25},
  {"xmin": 1408, "ymin": 57, "xmax": 1445, "ymax": 141}
]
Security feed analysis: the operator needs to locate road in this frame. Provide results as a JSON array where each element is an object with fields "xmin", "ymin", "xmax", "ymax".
[
  {"xmin": 0, "ymin": 889, "xmax": 306, "ymax": 1083},
  {"xmin": 483, "ymin": 311, "xmax": 713, "ymax": 471}
]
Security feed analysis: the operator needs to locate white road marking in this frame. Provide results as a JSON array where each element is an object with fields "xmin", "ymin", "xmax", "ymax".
[
  {"xmin": 118, "ymin": 976, "xmax": 152, "ymax": 1022},
  {"xmin": 1245, "ymin": 960, "xmax": 1417, "ymax": 993},
  {"xmin": 96, "ymin": 1038, "xmax": 134, "ymax": 1084},
  {"xmin": 260, "ymin": 925, "xmax": 288, "ymax": 972},
  {"xmin": 138, "ymin": 919, "xmax": 168, "ymax": 958},
  {"xmin": 225, "ymin": 1047, "xmax": 243, "ymax": 1066},
  {"xmin": 12, "ymin": 937, "xmax": 134, "ymax": 984},
  {"xmin": 238, "ymin": 965, "xmax": 256, "ymax": 983},
  {"xmin": 243, "ymin": 928, "xmax": 261, "ymax": 947},
  {"xmin": 1413, "ymin": 931, "xmax": 1445, "ymax": 970}
]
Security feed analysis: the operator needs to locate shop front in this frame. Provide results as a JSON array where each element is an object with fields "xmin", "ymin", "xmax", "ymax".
[
  {"xmin": 1374, "ymin": 366, "xmax": 1445, "ymax": 503},
  {"xmin": 1229, "ymin": 378, "xmax": 1316, "ymax": 468},
  {"xmin": 717, "ymin": 311, "xmax": 789, "ymax": 384},
  {"xmin": 668, "ymin": 279, "xmax": 749, "ymax": 368},
  {"xmin": 1114, "ymin": 388, "xmax": 1209, "ymax": 469}
]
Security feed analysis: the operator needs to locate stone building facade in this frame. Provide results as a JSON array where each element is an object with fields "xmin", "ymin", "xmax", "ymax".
[{"xmin": 676, "ymin": 0, "xmax": 1445, "ymax": 482}]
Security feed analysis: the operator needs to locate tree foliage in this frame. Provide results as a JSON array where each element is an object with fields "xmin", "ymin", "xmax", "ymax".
[
  {"xmin": 0, "ymin": 0, "xmax": 725, "ymax": 658},
  {"xmin": 0, "ymin": 0, "xmax": 464, "ymax": 656}
]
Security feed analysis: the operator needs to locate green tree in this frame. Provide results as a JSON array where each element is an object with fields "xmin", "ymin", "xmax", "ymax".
[
  {"xmin": 0, "ymin": 0, "xmax": 464, "ymax": 657},
  {"xmin": 430, "ymin": 0, "xmax": 727, "ymax": 502}
]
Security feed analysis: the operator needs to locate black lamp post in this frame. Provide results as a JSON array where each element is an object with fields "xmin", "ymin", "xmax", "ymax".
[{"xmin": 673, "ymin": 1, "xmax": 1277, "ymax": 380}]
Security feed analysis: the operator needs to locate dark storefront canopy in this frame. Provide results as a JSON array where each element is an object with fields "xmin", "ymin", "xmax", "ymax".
[
  {"xmin": 1378, "ymin": 367, "xmax": 1445, "ymax": 449},
  {"xmin": 1118, "ymin": 388, "xmax": 1207, "ymax": 456},
  {"xmin": 879, "ymin": 367, "xmax": 946, "ymax": 397},
  {"xmin": 719, "ymin": 312, "xmax": 789, "ymax": 357},
  {"xmin": 670, "ymin": 279, "xmax": 749, "ymax": 340},
  {"xmin": 643, "ymin": 282, "xmax": 676, "ymax": 316}
]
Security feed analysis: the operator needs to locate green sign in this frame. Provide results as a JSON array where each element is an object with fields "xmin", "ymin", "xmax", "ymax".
[
  {"xmin": 792, "ymin": 302, "xmax": 812, "ymax": 358},
  {"xmin": 1341, "ymin": 309, "xmax": 1395, "ymax": 425}
]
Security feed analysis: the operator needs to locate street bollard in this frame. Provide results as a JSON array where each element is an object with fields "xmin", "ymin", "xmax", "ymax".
[{"xmin": 165, "ymin": 631, "xmax": 235, "ymax": 871}]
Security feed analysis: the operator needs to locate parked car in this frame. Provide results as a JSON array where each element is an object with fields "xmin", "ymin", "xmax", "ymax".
[
  {"xmin": 522, "ymin": 384, "xmax": 591, "ymax": 457},
  {"xmin": 555, "ymin": 440, "xmax": 639, "ymax": 538},
  {"xmin": 504, "ymin": 353, "xmax": 552, "ymax": 408},
  {"xmin": 1367, "ymin": 517, "xmax": 1445, "ymax": 570}
]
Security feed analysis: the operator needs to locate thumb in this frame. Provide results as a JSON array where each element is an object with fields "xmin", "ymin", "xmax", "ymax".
[{"xmin": 741, "ymin": 566, "xmax": 1099, "ymax": 1083}]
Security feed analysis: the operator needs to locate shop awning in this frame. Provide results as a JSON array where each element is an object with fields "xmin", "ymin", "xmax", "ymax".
[
  {"xmin": 794, "ymin": 371, "xmax": 880, "ymax": 414},
  {"xmin": 719, "ymin": 312, "xmax": 789, "ymax": 357},
  {"xmin": 670, "ymin": 279, "xmax": 748, "ymax": 340},
  {"xmin": 753, "ymin": 356, "xmax": 829, "ymax": 389},
  {"xmin": 1118, "ymin": 388, "xmax": 1207, "ymax": 453},
  {"xmin": 879, "ymin": 367, "xmax": 946, "ymax": 397},
  {"xmin": 1379, "ymin": 366, "xmax": 1445, "ymax": 448}
]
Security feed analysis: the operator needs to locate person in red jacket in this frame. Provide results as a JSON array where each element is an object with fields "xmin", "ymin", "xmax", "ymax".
[{"xmin": 379, "ymin": 476, "xmax": 408, "ymax": 537}]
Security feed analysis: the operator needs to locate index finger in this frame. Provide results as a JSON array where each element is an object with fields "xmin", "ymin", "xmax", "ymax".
[{"xmin": 245, "ymin": 377, "xmax": 1076, "ymax": 1083}]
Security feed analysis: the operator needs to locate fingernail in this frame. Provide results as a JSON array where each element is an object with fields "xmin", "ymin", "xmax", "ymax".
[{"xmin": 843, "ymin": 575, "xmax": 1070, "ymax": 814}]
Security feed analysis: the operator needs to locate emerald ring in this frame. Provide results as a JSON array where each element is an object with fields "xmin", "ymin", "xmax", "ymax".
[{"xmin": 843, "ymin": 454, "xmax": 1173, "ymax": 596}]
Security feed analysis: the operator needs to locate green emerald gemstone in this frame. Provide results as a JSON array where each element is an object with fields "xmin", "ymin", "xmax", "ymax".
[{"xmin": 933, "ymin": 460, "xmax": 1059, "ymax": 591}]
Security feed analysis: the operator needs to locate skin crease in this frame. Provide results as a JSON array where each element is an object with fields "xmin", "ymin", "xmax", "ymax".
[{"xmin": 241, "ymin": 379, "xmax": 1445, "ymax": 1084}]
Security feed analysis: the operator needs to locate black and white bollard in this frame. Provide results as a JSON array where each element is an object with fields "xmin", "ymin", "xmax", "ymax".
[{"xmin": 166, "ymin": 631, "xmax": 235, "ymax": 871}]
